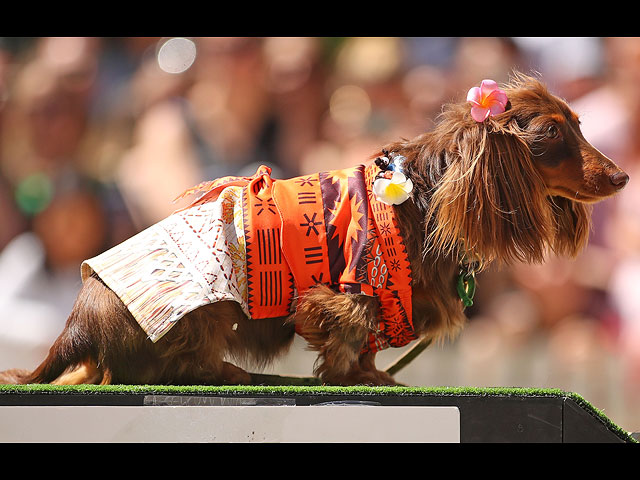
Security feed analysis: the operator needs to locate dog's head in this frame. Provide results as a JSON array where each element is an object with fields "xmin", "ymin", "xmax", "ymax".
[
  {"xmin": 387, "ymin": 73, "xmax": 628, "ymax": 266},
  {"xmin": 504, "ymin": 75, "xmax": 628, "ymax": 203}
]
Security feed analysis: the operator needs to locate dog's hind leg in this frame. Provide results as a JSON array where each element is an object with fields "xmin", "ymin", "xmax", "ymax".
[
  {"xmin": 293, "ymin": 284, "xmax": 396, "ymax": 386},
  {"xmin": 150, "ymin": 301, "xmax": 260, "ymax": 386},
  {"xmin": 51, "ymin": 359, "xmax": 104, "ymax": 385}
]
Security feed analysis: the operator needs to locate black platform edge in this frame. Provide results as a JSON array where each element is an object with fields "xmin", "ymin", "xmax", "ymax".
[{"xmin": 0, "ymin": 386, "xmax": 635, "ymax": 443}]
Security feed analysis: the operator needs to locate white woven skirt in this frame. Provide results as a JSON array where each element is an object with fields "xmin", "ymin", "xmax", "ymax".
[{"xmin": 81, "ymin": 186, "xmax": 249, "ymax": 342}]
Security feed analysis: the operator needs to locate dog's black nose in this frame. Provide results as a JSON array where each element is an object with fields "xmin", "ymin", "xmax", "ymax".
[{"xmin": 610, "ymin": 171, "xmax": 629, "ymax": 188}]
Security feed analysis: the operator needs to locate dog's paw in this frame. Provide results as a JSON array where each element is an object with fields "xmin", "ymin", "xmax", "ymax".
[
  {"xmin": 220, "ymin": 361, "xmax": 252, "ymax": 385},
  {"xmin": 357, "ymin": 369, "xmax": 397, "ymax": 386},
  {"xmin": 322, "ymin": 369, "xmax": 397, "ymax": 387}
]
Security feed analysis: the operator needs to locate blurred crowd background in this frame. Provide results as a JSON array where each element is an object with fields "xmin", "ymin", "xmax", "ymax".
[{"xmin": 0, "ymin": 36, "xmax": 639, "ymax": 433}]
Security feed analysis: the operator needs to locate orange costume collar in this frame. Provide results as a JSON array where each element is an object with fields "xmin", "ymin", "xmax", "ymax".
[{"xmin": 179, "ymin": 162, "xmax": 415, "ymax": 353}]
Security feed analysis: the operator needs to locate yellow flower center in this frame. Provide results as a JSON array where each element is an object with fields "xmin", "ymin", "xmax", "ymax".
[{"xmin": 385, "ymin": 182, "xmax": 406, "ymax": 199}]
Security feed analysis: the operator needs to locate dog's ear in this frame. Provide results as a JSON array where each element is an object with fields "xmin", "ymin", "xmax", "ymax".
[
  {"xmin": 426, "ymin": 120, "xmax": 556, "ymax": 266},
  {"xmin": 549, "ymin": 196, "xmax": 592, "ymax": 258}
]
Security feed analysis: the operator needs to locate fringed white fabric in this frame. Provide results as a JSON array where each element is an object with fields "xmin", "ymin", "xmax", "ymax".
[{"xmin": 81, "ymin": 186, "xmax": 248, "ymax": 342}]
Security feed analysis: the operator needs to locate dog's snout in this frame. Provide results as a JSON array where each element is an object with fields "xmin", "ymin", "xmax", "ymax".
[{"xmin": 610, "ymin": 171, "xmax": 630, "ymax": 189}]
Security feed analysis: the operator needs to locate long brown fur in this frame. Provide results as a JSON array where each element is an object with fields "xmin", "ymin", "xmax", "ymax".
[{"xmin": 0, "ymin": 74, "xmax": 628, "ymax": 386}]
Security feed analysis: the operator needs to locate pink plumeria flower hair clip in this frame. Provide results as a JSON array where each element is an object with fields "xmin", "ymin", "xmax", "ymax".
[{"xmin": 467, "ymin": 79, "xmax": 508, "ymax": 122}]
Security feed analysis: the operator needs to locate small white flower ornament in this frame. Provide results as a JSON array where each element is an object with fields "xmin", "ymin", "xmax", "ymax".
[{"xmin": 372, "ymin": 153, "xmax": 413, "ymax": 205}]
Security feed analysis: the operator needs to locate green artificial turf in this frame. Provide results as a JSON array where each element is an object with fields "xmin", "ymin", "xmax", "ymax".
[
  {"xmin": 0, "ymin": 383, "xmax": 573, "ymax": 397},
  {"xmin": 0, "ymin": 383, "xmax": 635, "ymax": 442}
]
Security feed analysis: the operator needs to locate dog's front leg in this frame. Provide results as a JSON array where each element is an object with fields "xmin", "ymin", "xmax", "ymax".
[{"xmin": 293, "ymin": 285, "xmax": 396, "ymax": 386}]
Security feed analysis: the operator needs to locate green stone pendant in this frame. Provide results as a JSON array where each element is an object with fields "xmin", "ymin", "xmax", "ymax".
[{"xmin": 457, "ymin": 268, "xmax": 476, "ymax": 308}]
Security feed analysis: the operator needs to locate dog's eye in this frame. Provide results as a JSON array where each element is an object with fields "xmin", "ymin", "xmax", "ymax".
[{"xmin": 546, "ymin": 124, "xmax": 559, "ymax": 138}]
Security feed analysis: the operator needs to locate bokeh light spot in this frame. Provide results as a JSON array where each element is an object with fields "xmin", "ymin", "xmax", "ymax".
[{"xmin": 157, "ymin": 38, "xmax": 197, "ymax": 74}]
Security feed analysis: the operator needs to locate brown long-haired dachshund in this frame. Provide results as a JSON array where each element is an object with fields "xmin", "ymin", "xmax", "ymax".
[{"xmin": 0, "ymin": 73, "xmax": 629, "ymax": 386}]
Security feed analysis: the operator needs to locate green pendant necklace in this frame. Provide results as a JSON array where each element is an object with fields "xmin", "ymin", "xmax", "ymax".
[{"xmin": 456, "ymin": 264, "xmax": 477, "ymax": 308}]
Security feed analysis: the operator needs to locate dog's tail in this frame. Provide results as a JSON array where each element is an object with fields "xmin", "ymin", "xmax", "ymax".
[
  {"xmin": 0, "ymin": 276, "xmax": 109, "ymax": 385},
  {"xmin": 23, "ymin": 327, "xmax": 99, "ymax": 385},
  {"xmin": 0, "ymin": 347, "xmax": 74, "ymax": 385},
  {"xmin": 0, "ymin": 368, "xmax": 33, "ymax": 384},
  {"xmin": 0, "ymin": 315, "xmax": 99, "ymax": 385},
  {"xmin": 0, "ymin": 338, "xmax": 92, "ymax": 385}
]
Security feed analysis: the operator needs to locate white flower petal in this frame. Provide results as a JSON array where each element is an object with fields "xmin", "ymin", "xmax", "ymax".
[
  {"xmin": 390, "ymin": 170, "xmax": 407, "ymax": 183},
  {"xmin": 373, "ymin": 177, "xmax": 391, "ymax": 196},
  {"xmin": 402, "ymin": 177, "xmax": 413, "ymax": 194}
]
